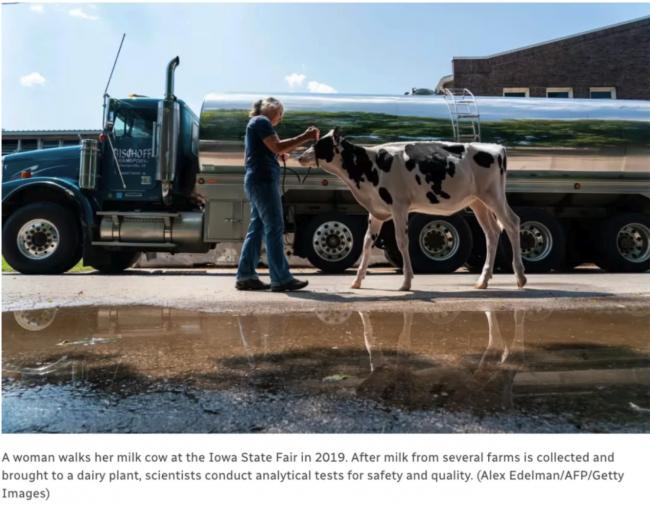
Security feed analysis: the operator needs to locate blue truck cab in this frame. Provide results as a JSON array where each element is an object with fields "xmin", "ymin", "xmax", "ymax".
[{"xmin": 2, "ymin": 57, "xmax": 207, "ymax": 274}]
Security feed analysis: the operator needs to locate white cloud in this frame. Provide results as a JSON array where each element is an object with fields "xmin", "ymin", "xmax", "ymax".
[
  {"xmin": 20, "ymin": 72, "xmax": 46, "ymax": 87},
  {"xmin": 69, "ymin": 8, "xmax": 99, "ymax": 21},
  {"xmin": 307, "ymin": 81, "xmax": 337, "ymax": 94},
  {"xmin": 285, "ymin": 73, "xmax": 306, "ymax": 89},
  {"xmin": 29, "ymin": 5, "xmax": 44, "ymax": 14}
]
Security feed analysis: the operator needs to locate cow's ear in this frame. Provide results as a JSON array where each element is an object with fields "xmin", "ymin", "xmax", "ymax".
[{"xmin": 333, "ymin": 126, "xmax": 342, "ymax": 143}]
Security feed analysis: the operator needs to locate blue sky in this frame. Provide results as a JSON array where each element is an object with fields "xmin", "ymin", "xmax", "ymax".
[{"xmin": 3, "ymin": 2, "xmax": 649, "ymax": 130}]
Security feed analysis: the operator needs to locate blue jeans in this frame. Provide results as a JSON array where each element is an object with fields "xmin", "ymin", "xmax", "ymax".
[{"xmin": 236, "ymin": 175, "xmax": 294, "ymax": 286}]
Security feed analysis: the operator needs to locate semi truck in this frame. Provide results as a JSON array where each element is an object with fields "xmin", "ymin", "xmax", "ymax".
[{"xmin": 3, "ymin": 57, "xmax": 650, "ymax": 275}]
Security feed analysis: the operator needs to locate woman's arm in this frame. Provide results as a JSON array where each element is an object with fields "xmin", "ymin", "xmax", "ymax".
[{"xmin": 263, "ymin": 126, "xmax": 319, "ymax": 155}]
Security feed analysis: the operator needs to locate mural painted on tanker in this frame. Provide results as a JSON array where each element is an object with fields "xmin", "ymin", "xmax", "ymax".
[{"xmin": 200, "ymin": 109, "xmax": 650, "ymax": 149}]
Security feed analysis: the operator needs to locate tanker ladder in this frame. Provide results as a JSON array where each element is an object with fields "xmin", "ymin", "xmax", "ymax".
[{"xmin": 443, "ymin": 88, "xmax": 481, "ymax": 143}]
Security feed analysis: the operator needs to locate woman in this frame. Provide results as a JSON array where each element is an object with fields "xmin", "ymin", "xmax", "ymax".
[{"xmin": 236, "ymin": 97, "xmax": 319, "ymax": 291}]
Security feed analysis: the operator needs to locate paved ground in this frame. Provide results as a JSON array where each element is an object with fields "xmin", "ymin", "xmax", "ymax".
[
  {"xmin": 3, "ymin": 268, "xmax": 649, "ymax": 433},
  {"xmin": 2, "ymin": 267, "xmax": 649, "ymax": 314}
]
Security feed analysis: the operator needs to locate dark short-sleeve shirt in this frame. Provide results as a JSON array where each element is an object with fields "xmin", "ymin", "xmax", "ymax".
[{"xmin": 244, "ymin": 115, "xmax": 280, "ymax": 183}]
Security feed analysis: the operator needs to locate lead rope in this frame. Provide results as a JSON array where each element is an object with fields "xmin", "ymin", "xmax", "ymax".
[{"xmin": 282, "ymin": 130, "xmax": 320, "ymax": 194}]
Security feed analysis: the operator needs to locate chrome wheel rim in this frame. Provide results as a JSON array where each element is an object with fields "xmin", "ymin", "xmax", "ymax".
[
  {"xmin": 419, "ymin": 220, "xmax": 460, "ymax": 261},
  {"xmin": 17, "ymin": 219, "xmax": 60, "ymax": 260},
  {"xmin": 14, "ymin": 309, "xmax": 59, "ymax": 331},
  {"xmin": 616, "ymin": 223, "xmax": 650, "ymax": 263},
  {"xmin": 313, "ymin": 221, "xmax": 354, "ymax": 262},
  {"xmin": 520, "ymin": 221, "xmax": 553, "ymax": 262}
]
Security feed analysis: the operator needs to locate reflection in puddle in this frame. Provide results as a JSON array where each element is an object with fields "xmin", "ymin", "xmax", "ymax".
[{"xmin": 3, "ymin": 306, "xmax": 649, "ymax": 433}]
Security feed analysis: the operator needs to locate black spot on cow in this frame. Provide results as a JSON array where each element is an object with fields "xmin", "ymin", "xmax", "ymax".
[
  {"xmin": 473, "ymin": 151, "xmax": 495, "ymax": 168},
  {"xmin": 405, "ymin": 143, "xmax": 454, "ymax": 202},
  {"xmin": 314, "ymin": 137, "xmax": 335, "ymax": 163},
  {"xmin": 376, "ymin": 149, "xmax": 394, "ymax": 172},
  {"xmin": 341, "ymin": 140, "xmax": 379, "ymax": 188},
  {"xmin": 371, "ymin": 233, "xmax": 378, "ymax": 241},
  {"xmin": 426, "ymin": 191, "xmax": 439, "ymax": 204},
  {"xmin": 415, "ymin": 174, "xmax": 422, "ymax": 185},
  {"xmin": 378, "ymin": 187, "xmax": 393, "ymax": 205},
  {"xmin": 442, "ymin": 144, "xmax": 465, "ymax": 157}
]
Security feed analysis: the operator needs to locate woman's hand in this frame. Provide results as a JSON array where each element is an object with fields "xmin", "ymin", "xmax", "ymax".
[{"xmin": 302, "ymin": 126, "xmax": 320, "ymax": 141}]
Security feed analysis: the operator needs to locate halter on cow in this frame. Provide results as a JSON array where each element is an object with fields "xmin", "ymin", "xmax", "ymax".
[{"xmin": 299, "ymin": 128, "xmax": 527, "ymax": 291}]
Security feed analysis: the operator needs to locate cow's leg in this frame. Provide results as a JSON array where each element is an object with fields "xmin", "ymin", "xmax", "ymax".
[
  {"xmin": 392, "ymin": 207, "xmax": 413, "ymax": 291},
  {"xmin": 483, "ymin": 196, "xmax": 527, "ymax": 288},
  {"xmin": 470, "ymin": 200, "xmax": 500, "ymax": 289},
  {"xmin": 360, "ymin": 311, "xmax": 383, "ymax": 372},
  {"xmin": 499, "ymin": 203, "xmax": 527, "ymax": 288},
  {"xmin": 351, "ymin": 215, "xmax": 384, "ymax": 289}
]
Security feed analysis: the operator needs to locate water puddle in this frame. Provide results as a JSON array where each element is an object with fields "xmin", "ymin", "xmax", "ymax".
[{"xmin": 3, "ymin": 306, "xmax": 649, "ymax": 433}]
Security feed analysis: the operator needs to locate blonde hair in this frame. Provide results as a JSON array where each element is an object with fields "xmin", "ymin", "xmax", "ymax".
[{"xmin": 249, "ymin": 97, "xmax": 283, "ymax": 118}]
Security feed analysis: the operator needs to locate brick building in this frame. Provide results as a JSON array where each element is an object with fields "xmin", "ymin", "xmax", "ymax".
[{"xmin": 444, "ymin": 16, "xmax": 650, "ymax": 99}]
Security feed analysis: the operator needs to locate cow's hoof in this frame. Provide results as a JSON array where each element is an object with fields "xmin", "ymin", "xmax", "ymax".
[
  {"xmin": 351, "ymin": 281, "xmax": 362, "ymax": 289},
  {"xmin": 517, "ymin": 275, "xmax": 528, "ymax": 289},
  {"xmin": 475, "ymin": 280, "xmax": 488, "ymax": 289},
  {"xmin": 399, "ymin": 283, "xmax": 411, "ymax": 292}
]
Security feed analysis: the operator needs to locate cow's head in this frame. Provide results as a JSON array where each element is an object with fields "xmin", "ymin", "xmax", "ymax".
[{"xmin": 298, "ymin": 127, "xmax": 343, "ymax": 172}]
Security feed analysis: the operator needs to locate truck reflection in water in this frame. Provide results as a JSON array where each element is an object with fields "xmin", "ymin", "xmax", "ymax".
[{"xmin": 2, "ymin": 306, "xmax": 649, "ymax": 433}]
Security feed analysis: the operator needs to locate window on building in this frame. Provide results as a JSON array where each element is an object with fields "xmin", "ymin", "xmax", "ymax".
[
  {"xmin": 2, "ymin": 140, "xmax": 19, "ymax": 155},
  {"xmin": 546, "ymin": 87, "xmax": 573, "ymax": 98},
  {"xmin": 590, "ymin": 87, "xmax": 617, "ymax": 99},
  {"xmin": 41, "ymin": 140, "xmax": 61, "ymax": 149},
  {"xmin": 21, "ymin": 139, "xmax": 38, "ymax": 151},
  {"xmin": 503, "ymin": 88, "xmax": 529, "ymax": 97},
  {"xmin": 62, "ymin": 139, "xmax": 80, "ymax": 146}
]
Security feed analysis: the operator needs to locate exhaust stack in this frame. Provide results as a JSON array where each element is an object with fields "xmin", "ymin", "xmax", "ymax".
[
  {"xmin": 165, "ymin": 56, "xmax": 180, "ymax": 100},
  {"xmin": 157, "ymin": 56, "xmax": 181, "ymax": 205}
]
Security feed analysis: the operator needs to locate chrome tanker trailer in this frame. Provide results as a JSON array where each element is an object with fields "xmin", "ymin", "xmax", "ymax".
[
  {"xmin": 198, "ymin": 92, "xmax": 650, "ymax": 273},
  {"xmin": 3, "ymin": 58, "xmax": 649, "ymax": 274}
]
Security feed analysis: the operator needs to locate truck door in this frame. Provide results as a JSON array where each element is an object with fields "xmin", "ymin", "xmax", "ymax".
[{"xmin": 104, "ymin": 106, "xmax": 159, "ymax": 201}]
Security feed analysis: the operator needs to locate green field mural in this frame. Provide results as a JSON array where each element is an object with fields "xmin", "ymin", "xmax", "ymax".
[{"xmin": 201, "ymin": 110, "xmax": 650, "ymax": 149}]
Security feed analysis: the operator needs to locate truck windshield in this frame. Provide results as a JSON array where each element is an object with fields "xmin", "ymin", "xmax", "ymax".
[{"xmin": 113, "ymin": 109, "xmax": 154, "ymax": 139}]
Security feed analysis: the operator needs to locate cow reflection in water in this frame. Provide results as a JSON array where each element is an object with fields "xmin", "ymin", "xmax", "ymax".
[
  {"xmin": 235, "ymin": 310, "xmax": 526, "ymax": 412},
  {"xmin": 356, "ymin": 311, "xmax": 526, "ymax": 411}
]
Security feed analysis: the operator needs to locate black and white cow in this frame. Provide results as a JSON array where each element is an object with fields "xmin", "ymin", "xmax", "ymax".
[{"xmin": 298, "ymin": 128, "xmax": 526, "ymax": 291}]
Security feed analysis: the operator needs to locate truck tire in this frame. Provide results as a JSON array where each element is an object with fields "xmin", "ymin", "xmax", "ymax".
[
  {"xmin": 465, "ymin": 216, "xmax": 486, "ymax": 273},
  {"xmin": 383, "ymin": 245, "xmax": 402, "ymax": 270},
  {"xmin": 93, "ymin": 251, "xmax": 141, "ymax": 274},
  {"xmin": 497, "ymin": 208, "xmax": 566, "ymax": 273},
  {"xmin": 2, "ymin": 202, "xmax": 81, "ymax": 274},
  {"xmin": 409, "ymin": 213, "xmax": 473, "ymax": 273},
  {"xmin": 559, "ymin": 221, "xmax": 586, "ymax": 271},
  {"xmin": 303, "ymin": 213, "xmax": 365, "ymax": 273},
  {"xmin": 594, "ymin": 213, "xmax": 650, "ymax": 272}
]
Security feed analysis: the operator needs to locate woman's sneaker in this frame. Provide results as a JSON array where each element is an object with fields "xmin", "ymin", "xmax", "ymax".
[
  {"xmin": 235, "ymin": 278, "xmax": 270, "ymax": 291},
  {"xmin": 271, "ymin": 279, "xmax": 309, "ymax": 292}
]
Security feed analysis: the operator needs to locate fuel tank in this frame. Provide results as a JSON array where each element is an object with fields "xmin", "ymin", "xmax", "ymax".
[{"xmin": 199, "ymin": 93, "xmax": 650, "ymax": 173}]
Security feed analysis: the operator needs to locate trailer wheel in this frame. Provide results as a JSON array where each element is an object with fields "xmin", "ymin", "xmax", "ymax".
[
  {"xmin": 383, "ymin": 246, "xmax": 402, "ymax": 270},
  {"xmin": 409, "ymin": 214, "xmax": 473, "ymax": 273},
  {"xmin": 93, "ymin": 251, "xmax": 141, "ymax": 274},
  {"xmin": 594, "ymin": 213, "xmax": 650, "ymax": 272},
  {"xmin": 465, "ymin": 216, "xmax": 486, "ymax": 273},
  {"xmin": 2, "ymin": 202, "xmax": 81, "ymax": 274},
  {"xmin": 498, "ymin": 208, "xmax": 566, "ymax": 273},
  {"xmin": 303, "ymin": 214, "xmax": 365, "ymax": 273}
]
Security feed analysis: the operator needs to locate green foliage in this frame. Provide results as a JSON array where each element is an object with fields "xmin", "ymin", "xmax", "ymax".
[{"xmin": 2, "ymin": 257, "xmax": 92, "ymax": 273}]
